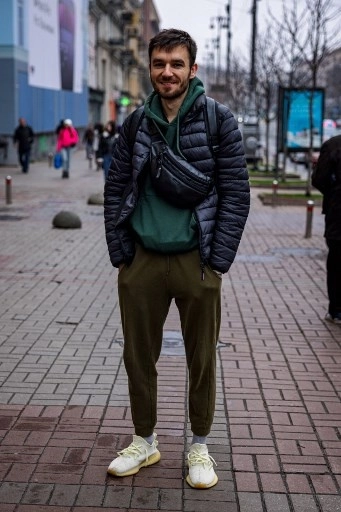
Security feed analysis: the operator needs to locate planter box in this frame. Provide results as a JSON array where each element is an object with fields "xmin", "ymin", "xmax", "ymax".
[{"xmin": 258, "ymin": 193, "xmax": 322, "ymax": 206}]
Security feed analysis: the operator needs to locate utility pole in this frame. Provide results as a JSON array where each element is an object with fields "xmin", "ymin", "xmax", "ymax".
[
  {"xmin": 225, "ymin": 0, "xmax": 232, "ymax": 84},
  {"xmin": 210, "ymin": 16, "xmax": 227, "ymax": 84},
  {"xmin": 243, "ymin": 0, "xmax": 261, "ymax": 168},
  {"xmin": 250, "ymin": 0, "xmax": 260, "ymax": 104}
]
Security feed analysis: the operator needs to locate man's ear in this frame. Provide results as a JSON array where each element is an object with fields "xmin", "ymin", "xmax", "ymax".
[{"xmin": 190, "ymin": 63, "xmax": 198, "ymax": 78}]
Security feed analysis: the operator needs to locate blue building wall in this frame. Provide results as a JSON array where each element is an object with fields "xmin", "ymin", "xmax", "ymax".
[
  {"xmin": 0, "ymin": 2, "xmax": 15, "ymax": 44},
  {"xmin": 0, "ymin": 0, "xmax": 88, "ymax": 162}
]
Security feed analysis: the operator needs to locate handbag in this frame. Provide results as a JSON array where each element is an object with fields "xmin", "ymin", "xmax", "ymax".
[
  {"xmin": 150, "ymin": 141, "xmax": 213, "ymax": 208},
  {"xmin": 53, "ymin": 152, "xmax": 63, "ymax": 169}
]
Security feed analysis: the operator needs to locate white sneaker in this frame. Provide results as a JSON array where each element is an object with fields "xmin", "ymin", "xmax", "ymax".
[
  {"xmin": 186, "ymin": 443, "xmax": 218, "ymax": 489},
  {"xmin": 107, "ymin": 434, "xmax": 161, "ymax": 477},
  {"xmin": 325, "ymin": 313, "xmax": 341, "ymax": 325}
]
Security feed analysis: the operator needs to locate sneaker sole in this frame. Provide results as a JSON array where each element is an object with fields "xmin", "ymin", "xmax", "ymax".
[
  {"xmin": 325, "ymin": 315, "xmax": 341, "ymax": 325},
  {"xmin": 107, "ymin": 450, "xmax": 161, "ymax": 477},
  {"xmin": 186, "ymin": 473, "xmax": 218, "ymax": 489}
]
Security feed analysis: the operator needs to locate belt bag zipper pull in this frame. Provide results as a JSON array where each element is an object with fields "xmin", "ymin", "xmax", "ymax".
[{"xmin": 156, "ymin": 151, "xmax": 163, "ymax": 178}]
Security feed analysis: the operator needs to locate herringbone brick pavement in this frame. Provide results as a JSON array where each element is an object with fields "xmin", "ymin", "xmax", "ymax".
[{"xmin": 0, "ymin": 151, "xmax": 340, "ymax": 511}]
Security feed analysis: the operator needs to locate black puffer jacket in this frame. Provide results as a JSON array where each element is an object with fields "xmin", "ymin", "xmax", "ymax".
[
  {"xmin": 104, "ymin": 94, "xmax": 250, "ymax": 273},
  {"xmin": 312, "ymin": 134, "xmax": 341, "ymax": 240}
]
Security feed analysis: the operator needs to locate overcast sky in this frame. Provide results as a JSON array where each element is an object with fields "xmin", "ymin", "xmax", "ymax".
[
  {"xmin": 153, "ymin": 0, "xmax": 284, "ymax": 67},
  {"xmin": 153, "ymin": 0, "xmax": 340, "ymax": 70}
]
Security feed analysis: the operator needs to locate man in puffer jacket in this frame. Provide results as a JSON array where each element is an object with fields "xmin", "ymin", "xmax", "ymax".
[
  {"xmin": 312, "ymin": 134, "xmax": 341, "ymax": 324},
  {"xmin": 104, "ymin": 28, "xmax": 250, "ymax": 489}
]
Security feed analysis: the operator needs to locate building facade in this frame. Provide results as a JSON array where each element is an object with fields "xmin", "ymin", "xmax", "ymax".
[
  {"xmin": 88, "ymin": 0, "xmax": 160, "ymax": 126},
  {"xmin": 0, "ymin": 0, "xmax": 160, "ymax": 164},
  {"xmin": 0, "ymin": 0, "xmax": 89, "ymax": 163}
]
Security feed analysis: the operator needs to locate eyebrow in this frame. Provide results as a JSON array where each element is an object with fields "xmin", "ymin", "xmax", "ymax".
[{"xmin": 152, "ymin": 58, "xmax": 186, "ymax": 66}]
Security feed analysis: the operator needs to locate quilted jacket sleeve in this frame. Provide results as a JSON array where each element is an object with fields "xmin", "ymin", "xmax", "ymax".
[
  {"xmin": 104, "ymin": 116, "xmax": 134, "ymax": 267},
  {"xmin": 208, "ymin": 106, "xmax": 250, "ymax": 273}
]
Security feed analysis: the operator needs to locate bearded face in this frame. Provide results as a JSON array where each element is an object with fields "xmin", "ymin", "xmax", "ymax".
[{"xmin": 149, "ymin": 46, "xmax": 197, "ymax": 101}]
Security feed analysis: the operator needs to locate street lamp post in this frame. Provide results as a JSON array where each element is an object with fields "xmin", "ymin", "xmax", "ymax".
[
  {"xmin": 225, "ymin": 1, "xmax": 232, "ymax": 89},
  {"xmin": 226, "ymin": 2, "xmax": 231, "ymax": 77},
  {"xmin": 250, "ymin": 0, "xmax": 260, "ymax": 106},
  {"xmin": 205, "ymin": 38, "xmax": 216, "ymax": 86},
  {"xmin": 209, "ymin": 15, "xmax": 227, "ymax": 84}
]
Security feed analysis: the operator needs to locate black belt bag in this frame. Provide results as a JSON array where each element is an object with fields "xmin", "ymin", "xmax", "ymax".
[{"xmin": 150, "ymin": 141, "xmax": 213, "ymax": 209}]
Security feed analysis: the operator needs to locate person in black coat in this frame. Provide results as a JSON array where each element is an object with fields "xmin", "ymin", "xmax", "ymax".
[
  {"xmin": 13, "ymin": 118, "xmax": 34, "ymax": 173},
  {"xmin": 97, "ymin": 121, "xmax": 118, "ymax": 179},
  {"xmin": 312, "ymin": 135, "xmax": 341, "ymax": 324}
]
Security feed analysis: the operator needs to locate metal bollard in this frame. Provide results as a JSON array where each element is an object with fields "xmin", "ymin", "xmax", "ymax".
[
  {"xmin": 304, "ymin": 200, "xmax": 314, "ymax": 238},
  {"xmin": 5, "ymin": 176, "xmax": 12, "ymax": 205},
  {"xmin": 272, "ymin": 179, "xmax": 278, "ymax": 207},
  {"xmin": 88, "ymin": 153, "xmax": 93, "ymax": 169}
]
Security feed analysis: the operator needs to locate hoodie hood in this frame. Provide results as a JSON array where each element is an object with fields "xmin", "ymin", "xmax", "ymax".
[{"xmin": 144, "ymin": 76, "xmax": 205, "ymax": 154}]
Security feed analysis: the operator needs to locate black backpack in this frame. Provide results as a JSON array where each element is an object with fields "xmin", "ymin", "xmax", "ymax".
[{"xmin": 128, "ymin": 96, "xmax": 219, "ymax": 159}]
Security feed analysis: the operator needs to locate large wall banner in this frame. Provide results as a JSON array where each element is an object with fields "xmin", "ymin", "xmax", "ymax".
[
  {"xmin": 277, "ymin": 87, "xmax": 324, "ymax": 152},
  {"xmin": 28, "ymin": 0, "xmax": 83, "ymax": 92}
]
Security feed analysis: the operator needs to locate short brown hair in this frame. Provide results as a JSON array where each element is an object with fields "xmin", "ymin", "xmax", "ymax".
[{"xmin": 148, "ymin": 29, "xmax": 197, "ymax": 67}]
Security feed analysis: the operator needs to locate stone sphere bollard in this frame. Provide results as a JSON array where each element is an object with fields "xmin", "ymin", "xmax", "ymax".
[
  {"xmin": 52, "ymin": 211, "xmax": 82, "ymax": 229},
  {"xmin": 87, "ymin": 192, "xmax": 104, "ymax": 205}
]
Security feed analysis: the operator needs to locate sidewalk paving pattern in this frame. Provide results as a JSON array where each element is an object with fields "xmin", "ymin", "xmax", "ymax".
[{"xmin": 0, "ymin": 152, "xmax": 340, "ymax": 511}]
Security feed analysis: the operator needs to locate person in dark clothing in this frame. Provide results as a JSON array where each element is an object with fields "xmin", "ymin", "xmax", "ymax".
[
  {"xmin": 104, "ymin": 29, "xmax": 250, "ymax": 488},
  {"xmin": 13, "ymin": 118, "xmax": 34, "ymax": 173},
  {"xmin": 93, "ymin": 122, "xmax": 104, "ymax": 171},
  {"xmin": 312, "ymin": 135, "xmax": 341, "ymax": 324},
  {"xmin": 55, "ymin": 119, "xmax": 64, "ymax": 135},
  {"xmin": 97, "ymin": 121, "xmax": 118, "ymax": 179},
  {"xmin": 83, "ymin": 124, "xmax": 95, "ymax": 167}
]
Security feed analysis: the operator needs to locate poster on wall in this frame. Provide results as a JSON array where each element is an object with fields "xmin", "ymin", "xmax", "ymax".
[
  {"xmin": 277, "ymin": 87, "xmax": 324, "ymax": 152},
  {"xmin": 28, "ymin": 0, "xmax": 83, "ymax": 92}
]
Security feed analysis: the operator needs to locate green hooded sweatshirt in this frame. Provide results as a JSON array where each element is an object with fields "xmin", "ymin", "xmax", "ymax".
[{"xmin": 129, "ymin": 77, "xmax": 205, "ymax": 253}]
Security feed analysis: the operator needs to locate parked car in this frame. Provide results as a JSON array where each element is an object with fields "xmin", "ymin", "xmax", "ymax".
[
  {"xmin": 323, "ymin": 119, "xmax": 336, "ymax": 129},
  {"xmin": 290, "ymin": 152, "xmax": 306, "ymax": 164},
  {"xmin": 289, "ymin": 151, "xmax": 320, "ymax": 168},
  {"xmin": 304, "ymin": 151, "xmax": 320, "ymax": 169}
]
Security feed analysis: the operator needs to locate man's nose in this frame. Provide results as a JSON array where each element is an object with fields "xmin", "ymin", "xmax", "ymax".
[{"xmin": 162, "ymin": 64, "xmax": 173, "ymax": 76}]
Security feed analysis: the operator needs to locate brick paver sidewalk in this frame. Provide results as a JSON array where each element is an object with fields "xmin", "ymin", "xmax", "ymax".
[{"xmin": 0, "ymin": 152, "xmax": 340, "ymax": 511}]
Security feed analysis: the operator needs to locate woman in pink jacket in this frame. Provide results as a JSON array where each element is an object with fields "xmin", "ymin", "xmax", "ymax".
[{"xmin": 56, "ymin": 118, "xmax": 79, "ymax": 178}]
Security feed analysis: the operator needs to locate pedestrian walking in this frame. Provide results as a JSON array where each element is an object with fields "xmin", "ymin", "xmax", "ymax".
[
  {"xmin": 312, "ymin": 134, "xmax": 341, "ymax": 324},
  {"xmin": 83, "ymin": 124, "xmax": 95, "ymax": 168},
  {"xmin": 104, "ymin": 28, "xmax": 250, "ymax": 488},
  {"xmin": 13, "ymin": 117, "xmax": 34, "ymax": 173},
  {"xmin": 56, "ymin": 118, "xmax": 79, "ymax": 178},
  {"xmin": 97, "ymin": 121, "xmax": 118, "ymax": 179},
  {"xmin": 55, "ymin": 119, "xmax": 64, "ymax": 135},
  {"xmin": 93, "ymin": 122, "xmax": 104, "ymax": 171}
]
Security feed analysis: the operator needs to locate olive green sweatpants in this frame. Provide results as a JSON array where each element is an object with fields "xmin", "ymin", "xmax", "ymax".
[{"xmin": 118, "ymin": 245, "xmax": 221, "ymax": 437}]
